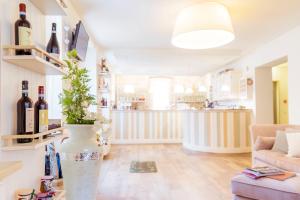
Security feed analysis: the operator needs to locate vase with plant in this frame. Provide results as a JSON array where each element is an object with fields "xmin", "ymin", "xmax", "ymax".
[{"xmin": 60, "ymin": 50, "xmax": 101, "ymax": 200}]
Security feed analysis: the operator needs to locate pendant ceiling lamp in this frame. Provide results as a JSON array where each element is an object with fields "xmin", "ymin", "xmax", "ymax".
[{"xmin": 172, "ymin": 2, "xmax": 235, "ymax": 49}]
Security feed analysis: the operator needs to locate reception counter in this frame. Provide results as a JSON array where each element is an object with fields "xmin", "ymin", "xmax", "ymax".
[
  {"xmin": 112, "ymin": 110, "xmax": 182, "ymax": 143},
  {"xmin": 181, "ymin": 110, "xmax": 252, "ymax": 153},
  {"xmin": 111, "ymin": 109, "xmax": 252, "ymax": 153}
]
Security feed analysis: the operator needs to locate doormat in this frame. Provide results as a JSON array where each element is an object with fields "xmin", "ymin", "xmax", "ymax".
[{"xmin": 130, "ymin": 161, "xmax": 157, "ymax": 173}]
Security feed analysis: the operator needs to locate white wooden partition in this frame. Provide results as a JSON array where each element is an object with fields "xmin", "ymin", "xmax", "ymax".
[
  {"xmin": 112, "ymin": 110, "xmax": 182, "ymax": 143},
  {"xmin": 112, "ymin": 110, "xmax": 252, "ymax": 153}
]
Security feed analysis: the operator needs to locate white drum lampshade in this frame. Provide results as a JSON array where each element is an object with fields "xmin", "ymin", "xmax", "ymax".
[{"xmin": 172, "ymin": 2, "xmax": 235, "ymax": 49}]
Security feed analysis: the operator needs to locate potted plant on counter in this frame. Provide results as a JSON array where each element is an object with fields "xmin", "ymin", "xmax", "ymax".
[{"xmin": 60, "ymin": 50, "xmax": 101, "ymax": 200}]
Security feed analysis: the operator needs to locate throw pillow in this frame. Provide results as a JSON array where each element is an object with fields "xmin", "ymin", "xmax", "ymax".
[
  {"xmin": 286, "ymin": 132, "xmax": 300, "ymax": 158},
  {"xmin": 272, "ymin": 130, "xmax": 288, "ymax": 153},
  {"xmin": 254, "ymin": 136, "xmax": 275, "ymax": 151}
]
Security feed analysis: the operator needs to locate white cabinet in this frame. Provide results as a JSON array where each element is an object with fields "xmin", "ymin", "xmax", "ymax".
[{"xmin": 211, "ymin": 70, "xmax": 242, "ymax": 101}]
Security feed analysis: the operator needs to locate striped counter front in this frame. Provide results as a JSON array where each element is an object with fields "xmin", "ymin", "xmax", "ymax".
[
  {"xmin": 112, "ymin": 110, "xmax": 182, "ymax": 144},
  {"xmin": 182, "ymin": 110, "xmax": 253, "ymax": 153},
  {"xmin": 112, "ymin": 109, "xmax": 253, "ymax": 153}
]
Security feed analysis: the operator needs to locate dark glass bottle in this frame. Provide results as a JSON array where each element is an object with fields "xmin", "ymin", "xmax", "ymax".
[
  {"xmin": 34, "ymin": 86, "xmax": 48, "ymax": 137},
  {"xmin": 46, "ymin": 23, "xmax": 60, "ymax": 63},
  {"xmin": 17, "ymin": 80, "xmax": 34, "ymax": 143},
  {"xmin": 15, "ymin": 3, "xmax": 32, "ymax": 55}
]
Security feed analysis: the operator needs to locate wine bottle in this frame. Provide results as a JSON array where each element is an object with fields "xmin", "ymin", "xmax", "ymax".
[
  {"xmin": 17, "ymin": 80, "xmax": 34, "ymax": 143},
  {"xmin": 46, "ymin": 23, "xmax": 60, "ymax": 64},
  {"xmin": 34, "ymin": 86, "xmax": 48, "ymax": 137},
  {"xmin": 15, "ymin": 3, "xmax": 32, "ymax": 55}
]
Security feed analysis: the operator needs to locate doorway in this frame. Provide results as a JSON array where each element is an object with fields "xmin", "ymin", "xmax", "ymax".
[
  {"xmin": 272, "ymin": 63, "xmax": 288, "ymax": 124},
  {"xmin": 254, "ymin": 57, "xmax": 288, "ymax": 124}
]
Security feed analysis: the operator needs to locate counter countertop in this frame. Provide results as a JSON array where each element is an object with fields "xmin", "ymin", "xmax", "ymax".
[{"xmin": 112, "ymin": 109, "xmax": 252, "ymax": 112}]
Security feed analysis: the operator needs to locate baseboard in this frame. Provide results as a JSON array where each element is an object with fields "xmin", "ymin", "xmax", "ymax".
[
  {"xmin": 112, "ymin": 139, "xmax": 182, "ymax": 144},
  {"xmin": 183, "ymin": 143, "xmax": 251, "ymax": 153}
]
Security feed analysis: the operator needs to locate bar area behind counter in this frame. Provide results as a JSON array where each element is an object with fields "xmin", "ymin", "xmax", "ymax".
[{"xmin": 111, "ymin": 109, "xmax": 252, "ymax": 153}]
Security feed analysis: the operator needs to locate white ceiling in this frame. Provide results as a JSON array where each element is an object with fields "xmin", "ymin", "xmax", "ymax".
[{"xmin": 69, "ymin": 0, "xmax": 300, "ymax": 75}]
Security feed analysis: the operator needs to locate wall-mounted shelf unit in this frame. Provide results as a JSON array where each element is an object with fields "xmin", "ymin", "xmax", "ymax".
[
  {"xmin": 0, "ymin": 161, "xmax": 22, "ymax": 181},
  {"xmin": 97, "ymin": 61, "xmax": 112, "ymax": 157},
  {"xmin": 0, "ymin": 128, "xmax": 66, "ymax": 151},
  {"xmin": 2, "ymin": 45, "xmax": 67, "ymax": 76},
  {"xmin": 29, "ymin": 0, "xmax": 67, "ymax": 16}
]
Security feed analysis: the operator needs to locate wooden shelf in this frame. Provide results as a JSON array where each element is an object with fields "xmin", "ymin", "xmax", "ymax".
[
  {"xmin": 98, "ymin": 72, "xmax": 111, "ymax": 77},
  {"xmin": 98, "ymin": 88, "xmax": 110, "ymax": 93},
  {"xmin": 99, "ymin": 106, "xmax": 110, "ymax": 109},
  {"xmin": 29, "ymin": 0, "xmax": 67, "ymax": 16},
  {"xmin": 3, "ymin": 55, "xmax": 67, "ymax": 75},
  {"xmin": 2, "ymin": 45, "xmax": 67, "ymax": 76},
  {"xmin": 0, "ymin": 128, "xmax": 67, "ymax": 151},
  {"xmin": 0, "ymin": 161, "xmax": 22, "ymax": 181},
  {"xmin": 176, "ymin": 101, "xmax": 202, "ymax": 103}
]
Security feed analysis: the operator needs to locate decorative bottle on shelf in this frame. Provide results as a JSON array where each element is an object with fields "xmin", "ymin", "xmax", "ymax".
[
  {"xmin": 34, "ymin": 86, "xmax": 48, "ymax": 137},
  {"xmin": 100, "ymin": 59, "xmax": 109, "ymax": 73},
  {"xmin": 101, "ymin": 97, "xmax": 107, "ymax": 107},
  {"xmin": 15, "ymin": 3, "xmax": 32, "ymax": 55},
  {"xmin": 17, "ymin": 80, "xmax": 34, "ymax": 143},
  {"xmin": 46, "ymin": 23, "xmax": 60, "ymax": 64}
]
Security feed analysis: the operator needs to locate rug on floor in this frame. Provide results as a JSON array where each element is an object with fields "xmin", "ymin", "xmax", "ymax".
[{"xmin": 130, "ymin": 161, "xmax": 157, "ymax": 173}]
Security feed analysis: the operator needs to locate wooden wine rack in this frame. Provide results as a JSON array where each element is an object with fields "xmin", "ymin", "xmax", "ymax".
[
  {"xmin": 0, "ymin": 127, "xmax": 67, "ymax": 151},
  {"xmin": 2, "ymin": 45, "xmax": 67, "ymax": 75}
]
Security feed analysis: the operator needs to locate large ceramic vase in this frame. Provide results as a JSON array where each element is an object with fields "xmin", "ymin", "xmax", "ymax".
[{"xmin": 61, "ymin": 124, "xmax": 102, "ymax": 200}]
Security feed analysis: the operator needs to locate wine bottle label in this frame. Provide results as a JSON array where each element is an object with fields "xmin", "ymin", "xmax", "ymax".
[
  {"xmin": 39, "ymin": 109, "xmax": 48, "ymax": 132},
  {"xmin": 50, "ymin": 53, "xmax": 59, "ymax": 59},
  {"xmin": 48, "ymin": 53, "xmax": 60, "ymax": 65},
  {"xmin": 18, "ymin": 26, "xmax": 32, "ymax": 46},
  {"xmin": 25, "ymin": 108, "xmax": 34, "ymax": 132}
]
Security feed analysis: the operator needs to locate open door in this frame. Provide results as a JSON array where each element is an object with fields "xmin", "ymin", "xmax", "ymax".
[{"xmin": 272, "ymin": 63, "xmax": 288, "ymax": 124}]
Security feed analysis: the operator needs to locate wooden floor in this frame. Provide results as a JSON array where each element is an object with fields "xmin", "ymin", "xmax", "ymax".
[{"xmin": 97, "ymin": 144, "xmax": 251, "ymax": 200}]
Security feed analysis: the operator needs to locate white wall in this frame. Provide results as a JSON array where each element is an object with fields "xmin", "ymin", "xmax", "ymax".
[
  {"xmin": 0, "ymin": 1, "xmax": 101, "ymax": 199},
  {"xmin": 0, "ymin": 1, "xmax": 46, "ymax": 199},
  {"xmin": 85, "ymin": 42, "xmax": 98, "ymax": 113},
  {"xmin": 229, "ymin": 25, "xmax": 300, "ymax": 124},
  {"xmin": 255, "ymin": 67, "xmax": 273, "ymax": 123}
]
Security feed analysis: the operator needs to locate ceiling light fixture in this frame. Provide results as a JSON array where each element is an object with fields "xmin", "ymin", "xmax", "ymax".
[{"xmin": 172, "ymin": 2, "xmax": 235, "ymax": 49}]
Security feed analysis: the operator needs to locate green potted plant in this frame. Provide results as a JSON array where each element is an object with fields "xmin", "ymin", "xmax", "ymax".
[{"xmin": 59, "ymin": 50, "xmax": 101, "ymax": 200}]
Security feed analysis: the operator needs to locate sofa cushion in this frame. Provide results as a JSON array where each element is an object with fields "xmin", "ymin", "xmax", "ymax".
[
  {"xmin": 286, "ymin": 132, "xmax": 300, "ymax": 158},
  {"xmin": 232, "ymin": 174, "xmax": 300, "ymax": 200},
  {"xmin": 253, "ymin": 150, "xmax": 300, "ymax": 173},
  {"xmin": 272, "ymin": 130, "xmax": 288, "ymax": 153},
  {"xmin": 254, "ymin": 136, "xmax": 275, "ymax": 151}
]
